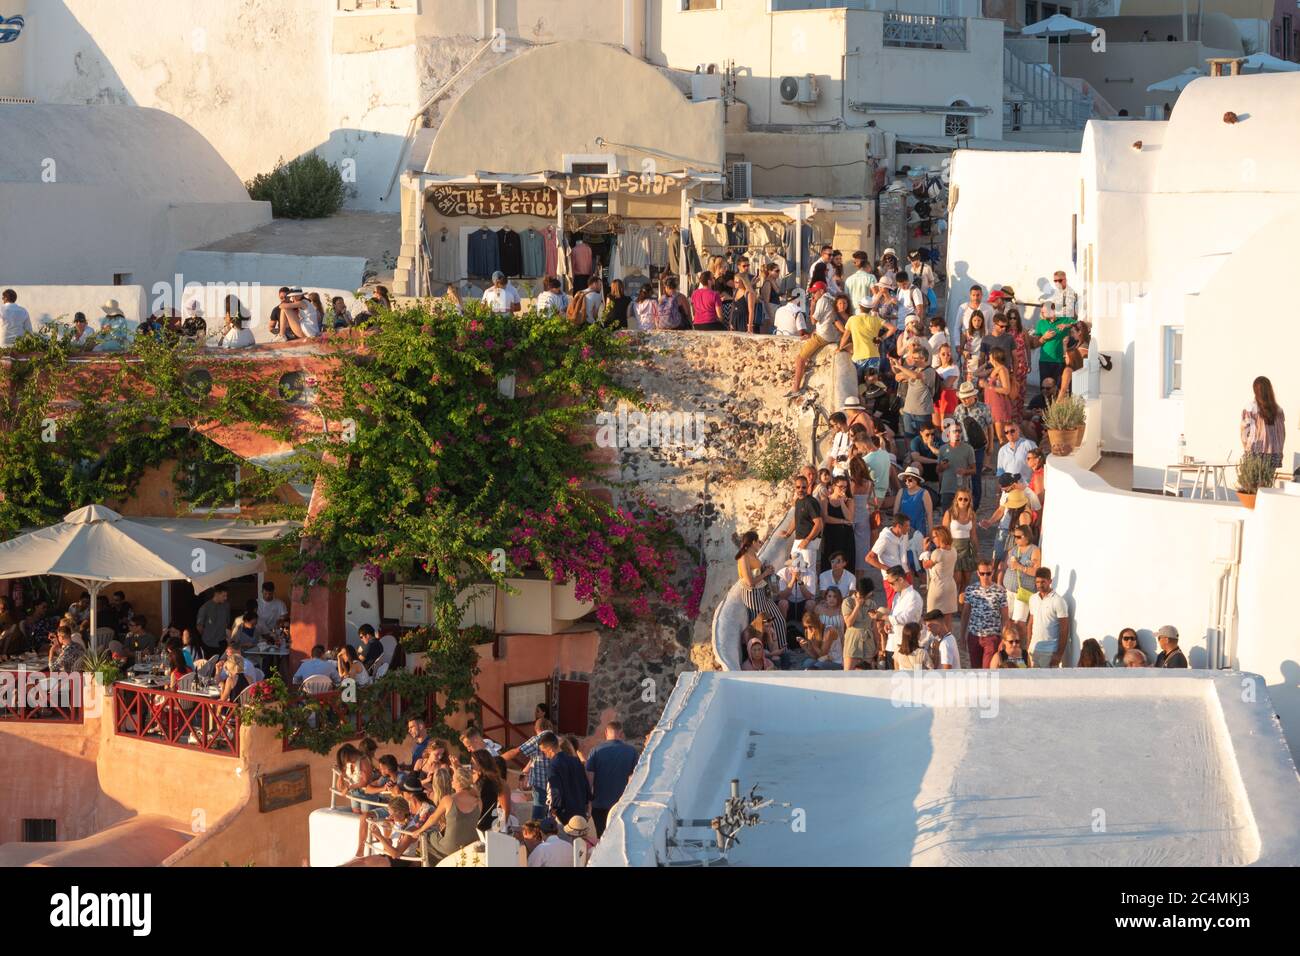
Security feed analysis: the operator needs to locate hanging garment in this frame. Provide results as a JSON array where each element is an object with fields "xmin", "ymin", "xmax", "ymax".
[
  {"xmin": 666, "ymin": 228, "xmax": 683, "ymax": 276},
  {"xmin": 648, "ymin": 225, "xmax": 669, "ymax": 269},
  {"xmin": 685, "ymin": 232, "xmax": 702, "ymax": 276},
  {"xmin": 608, "ymin": 238, "xmax": 623, "ymax": 280},
  {"xmin": 706, "ymin": 219, "xmax": 729, "ymax": 254},
  {"xmin": 544, "ymin": 227, "xmax": 559, "ymax": 277},
  {"xmin": 467, "ymin": 228, "xmax": 500, "ymax": 278},
  {"xmin": 570, "ymin": 240, "xmax": 594, "ymax": 276},
  {"xmin": 432, "ymin": 230, "xmax": 458, "ymax": 283},
  {"xmin": 727, "ymin": 218, "xmax": 749, "ymax": 249},
  {"xmin": 520, "ymin": 228, "xmax": 546, "ymax": 277},
  {"xmin": 497, "ymin": 228, "xmax": 524, "ymax": 277},
  {"xmin": 690, "ymin": 220, "xmax": 709, "ymax": 266}
]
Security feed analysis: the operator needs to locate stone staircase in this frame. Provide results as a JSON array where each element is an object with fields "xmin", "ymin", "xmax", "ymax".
[
  {"xmin": 1003, "ymin": 44, "xmax": 1093, "ymax": 132},
  {"xmin": 391, "ymin": 184, "xmax": 422, "ymax": 297}
]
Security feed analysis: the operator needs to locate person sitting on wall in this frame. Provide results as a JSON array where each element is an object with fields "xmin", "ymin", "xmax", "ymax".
[
  {"xmin": 482, "ymin": 271, "xmax": 522, "ymax": 315},
  {"xmin": 1154, "ymin": 625, "xmax": 1188, "ymax": 668},
  {"xmin": 277, "ymin": 288, "xmax": 321, "ymax": 339}
]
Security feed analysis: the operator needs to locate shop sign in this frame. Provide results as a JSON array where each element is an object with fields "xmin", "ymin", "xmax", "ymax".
[
  {"xmin": 429, "ymin": 185, "xmax": 557, "ymax": 218},
  {"xmin": 552, "ymin": 173, "xmax": 677, "ymax": 198}
]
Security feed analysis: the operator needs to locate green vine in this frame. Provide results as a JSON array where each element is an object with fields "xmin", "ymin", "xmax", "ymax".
[{"xmin": 0, "ymin": 328, "xmax": 305, "ymax": 535}]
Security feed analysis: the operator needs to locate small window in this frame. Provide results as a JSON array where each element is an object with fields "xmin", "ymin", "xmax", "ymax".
[
  {"xmin": 113, "ymin": 273, "xmax": 132, "ymax": 286},
  {"xmin": 1164, "ymin": 327, "xmax": 1183, "ymax": 398},
  {"xmin": 23, "ymin": 819, "xmax": 57, "ymax": 842},
  {"xmin": 944, "ymin": 101, "xmax": 971, "ymax": 138},
  {"xmin": 505, "ymin": 680, "xmax": 550, "ymax": 727},
  {"xmin": 681, "ymin": 0, "xmax": 718, "ymax": 9}
]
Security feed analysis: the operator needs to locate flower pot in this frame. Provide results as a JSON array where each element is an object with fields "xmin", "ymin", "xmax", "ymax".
[
  {"xmin": 405, "ymin": 651, "xmax": 426, "ymax": 674},
  {"xmin": 1071, "ymin": 426, "xmax": 1085, "ymax": 447},
  {"xmin": 1046, "ymin": 428, "xmax": 1075, "ymax": 457},
  {"xmin": 1235, "ymin": 491, "xmax": 1257, "ymax": 510}
]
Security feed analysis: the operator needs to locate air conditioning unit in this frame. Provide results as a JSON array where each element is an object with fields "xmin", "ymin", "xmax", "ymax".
[
  {"xmin": 779, "ymin": 74, "xmax": 820, "ymax": 106},
  {"xmin": 727, "ymin": 162, "xmax": 752, "ymax": 200}
]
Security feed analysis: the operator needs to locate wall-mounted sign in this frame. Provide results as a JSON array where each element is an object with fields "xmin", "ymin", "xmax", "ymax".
[
  {"xmin": 551, "ymin": 173, "xmax": 678, "ymax": 199},
  {"xmin": 429, "ymin": 185, "xmax": 557, "ymax": 218},
  {"xmin": 0, "ymin": 14, "xmax": 24, "ymax": 44},
  {"xmin": 258, "ymin": 764, "xmax": 312, "ymax": 813}
]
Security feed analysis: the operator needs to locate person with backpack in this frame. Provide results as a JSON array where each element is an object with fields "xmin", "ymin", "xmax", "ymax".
[
  {"xmin": 656, "ymin": 275, "xmax": 690, "ymax": 330},
  {"xmin": 952, "ymin": 381, "xmax": 994, "ymax": 512},
  {"xmin": 895, "ymin": 271, "xmax": 926, "ymax": 330}
]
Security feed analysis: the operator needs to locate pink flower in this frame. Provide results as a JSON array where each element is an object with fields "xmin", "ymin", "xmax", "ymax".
[
  {"xmin": 581, "ymin": 346, "xmax": 593, "ymax": 360},
  {"xmin": 631, "ymin": 595, "xmax": 650, "ymax": 617},
  {"xmin": 508, "ymin": 436, "xmax": 521, "ymax": 448},
  {"xmin": 595, "ymin": 604, "xmax": 619, "ymax": 628}
]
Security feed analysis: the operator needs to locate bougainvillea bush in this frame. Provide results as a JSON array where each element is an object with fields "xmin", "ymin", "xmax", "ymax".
[{"xmin": 274, "ymin": 298, "xmax": 703, "ymax": 639}]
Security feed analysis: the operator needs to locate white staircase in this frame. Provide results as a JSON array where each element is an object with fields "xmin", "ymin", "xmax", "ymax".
[{"xmin": 1003, "ymin": 45, "xmax": 1093, "ymax": 132}]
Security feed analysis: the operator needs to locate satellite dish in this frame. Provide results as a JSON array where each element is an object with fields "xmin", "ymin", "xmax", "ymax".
[{"xmin": 779, "ymin": 76, "xmax": 800, "ymax": 103}]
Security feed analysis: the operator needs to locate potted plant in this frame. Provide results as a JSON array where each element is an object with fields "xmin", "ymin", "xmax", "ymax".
[
  {"xmin": 1234, "ymin": 452, "xmax": 1277, "ymax": 509},
  {"xmin": 1068, "ymin": 395, "xmax": 1087, "ymax": 447},
  {"xmin": 1043, "ymin": 397, "xmax": 1082, "ymax": 457}
]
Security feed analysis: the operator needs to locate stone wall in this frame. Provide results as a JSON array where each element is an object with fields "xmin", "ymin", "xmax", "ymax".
[{"xmin": 585, "ymin": 331, "xmax": 835, "ymax": 735}]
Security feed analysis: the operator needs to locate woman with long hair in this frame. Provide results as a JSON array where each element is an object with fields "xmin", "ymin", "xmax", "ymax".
[
  {"xmin": 921, "ymin": 526, "xmax": 958, "ymax": 631},
  {"xmin": 894, "ymin": 621, "xmax": 927, "ymax": 671},
  {"xmin": 795, "ymin": 611, "xmax": 841, "ymax": 670},
  {"xmin": 736, "ymin": 531, "xmax": 787, "ymax": 653},
  {"xmin": 848, "ymin": 455, "xmax": 875, "ymax": 580},
  {"xmin": 1077, "ymin": 638, "xmax": 1108, "ymax": 668},
  {"xmin": 425, "ymin": 766, "xmax": 483, "ymax": 863},
  {"xmin": 165, "ymin": 642, "xmax": 191, "ymax": 691},
  {"xmin": 632, "ymin": 282, "xmax": 657, "ymax": 332},
  {"xmin": 1241, "ymin": 375, "xmax": 1286, "ymax": 469},
  {"xmin": 606, "ymin": 278, "xmax": 632, "ymax": 331},
  {"xmin": 470, "ymin": 749, "xmax": 511, "ymax": 832},
  {"xmin": 943, "ymin": 488, "xmax": 979, "ymax": 595},
  {"xmin": 984, "ymin": 347, "xmax": 1016, "ymax": 445},
  {"xmin": 218, "ymin": 294, "xmax": 254, "ymax": 349},
  {"xmin": 337, "ymin": 644, "xmax": 369, "ymax": 685},
  {"xmin": 1005, "ymin": 310, "xmax": 1031, "ymax": 424},
  {"xmin": 1113, "ymin": 627, "xmax": 1141, "ymax": 666},
  {"xmin": 962, "ymin": 311, "xmax": 986, "ymax": 383},
  {"xmin": 820, "ymin": 475, "xmax": 856, "ymax": 575}
]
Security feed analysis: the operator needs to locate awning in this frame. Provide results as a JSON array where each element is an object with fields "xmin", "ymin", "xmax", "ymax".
[{"xmin": 127, "ymin": 517, "xmax": 301, "ymax": 542}]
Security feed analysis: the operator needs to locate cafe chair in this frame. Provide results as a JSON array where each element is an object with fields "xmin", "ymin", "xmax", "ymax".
[{"xmin": 301, "ymin": 674, "xmax": 335, "ymax": 695}]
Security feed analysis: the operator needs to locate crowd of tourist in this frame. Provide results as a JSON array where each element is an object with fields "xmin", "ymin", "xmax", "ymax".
[
  {"xmin": 730, "ymin": 256, "xmax": 1196, "ymax": 672},
  {"xmin": 344, "ymin": 711, "xmax": 640, "ymax": 867},
  {"xmin": 0, "ymin": 286, "xmax": 393, "ymax": 352}
]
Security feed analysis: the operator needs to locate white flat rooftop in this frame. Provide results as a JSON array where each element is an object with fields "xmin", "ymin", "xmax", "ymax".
[{"xmin": 591, "ymin": 671, "xmax": 1300, "ymax": 867}]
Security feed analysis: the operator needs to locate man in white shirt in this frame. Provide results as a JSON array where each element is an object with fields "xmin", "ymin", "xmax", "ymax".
[
  {"xmin": 520, "ymin": 820, "xmax": 574, "ymax": 867},
  {"xmin": 292, "ymin": 645, "xmax": 336, "ymax": 684},
  {"xmin": 0, "ymin": 289, "xmax": 34, "ymax": 347},
  {"xmin": 808, "ymin": 244, "xmax": 833, "ymax": 283},
  {"xmin": 582, "ymin": 276, "xmax": 605, "ymax": 324},
  {"xmin": 844, "ymin": 251, "xmax": 876, "ymax": 313},
  {"xmin": 256, "ymin": 582, "xmax": 287, "ymax": 638},
  {"xmin": 866, "ymin": 515, "xmax": 914, "ymax": 601},
  {"xmin": 1041, "ymin": 270, "xmax": 1079, "ymax": 319},
  {"xmin": 534, "ymin": 276, "xmax": 569, "ymax": 315},
  {"xmin": 822, "ymin": 411, "xmax": 853, "ymax": 471},
  {"xmin": 958, "ymin": 285, "xmax": 993, "ymax": 335},
  {"xmin": 1026, "ymin": 568, "xmax": 1071, "ymax": 668},
  {"xmin": 895, "ymin": 272, "xmax": 926, "ymax": 328},
  {"xmin": 995, "ymin": 424, "xmax": 1037, "ymax": 483},
  {"xmin": 922, "ymin": 609, "xmax": 961, "ymax": 669},
  {"xmin": 884, "ymin": 566, "xmax": 924, "ymax": 656},
  {"xmin": 772, "ymin": 292, "xmax": 809, "ymax": 337},
  {"xmin": 481, "ymin": 271, "xmax": 522, "ymax": 315}
]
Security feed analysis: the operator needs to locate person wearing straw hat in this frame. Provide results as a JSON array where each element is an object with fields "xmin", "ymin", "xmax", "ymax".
[{"xmin": 94, "ymin": 299, "xmax": 131, "ymax": 352}]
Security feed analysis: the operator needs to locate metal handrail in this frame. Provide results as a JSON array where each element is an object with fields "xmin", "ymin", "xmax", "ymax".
[{"xmin": 1003, "ymin": 46, "xmax": 1092, "ymax": 130}]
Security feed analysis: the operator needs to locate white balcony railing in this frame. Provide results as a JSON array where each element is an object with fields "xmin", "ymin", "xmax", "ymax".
[{"xmin": 882, "ymin": 12, "xmax": 967, "ymax": 51}]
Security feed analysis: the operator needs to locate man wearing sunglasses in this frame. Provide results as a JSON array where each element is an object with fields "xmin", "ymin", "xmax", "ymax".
[{"xmin": 961, "ymin": 560, "xmax": 1009, "ymax": 669}]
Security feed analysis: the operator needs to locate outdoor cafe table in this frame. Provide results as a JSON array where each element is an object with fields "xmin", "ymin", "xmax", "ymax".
[{"xmin": 242, "ymin": 644, "xmax": 290, "ymax": 679}]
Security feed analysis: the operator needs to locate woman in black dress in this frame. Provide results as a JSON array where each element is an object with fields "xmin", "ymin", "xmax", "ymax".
[{"xmin": 820, "ymin": 474, "xmax": 857, "ymax": 575}]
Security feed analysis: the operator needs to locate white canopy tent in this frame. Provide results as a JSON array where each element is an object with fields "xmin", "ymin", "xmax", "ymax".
[
  {"xmin": 1022, "ymin": 14, "xmax": 1100, "ymax": 74},
  {"xmin": 0, "ymin": 505, "xmax": 265, "ymax": 648},
  {"xmin": 1237, "ymin": 52, "xmax": 1300, "ymax": 73},
  {"xmin": 1147, "ymin": 67, "xmax": 1205, "ymax": 93}
]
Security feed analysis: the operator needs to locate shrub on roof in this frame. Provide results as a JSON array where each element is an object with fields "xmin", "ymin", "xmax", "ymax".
[{"xmin": 245, "ymin": 152, "xmax": 347, "ymax": 219}]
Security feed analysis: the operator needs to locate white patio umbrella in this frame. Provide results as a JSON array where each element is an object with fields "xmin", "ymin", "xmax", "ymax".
[
  {"xmin": 1237, "ymin": 52, "xmax": 1300, "ymax": 73},
  {"xmin": 1022, "ymin": 13, "xmax": 1100, "ymax": 74},
  {"xmin": 1147, "ymin": 67, "xmax": 1205, "ymax": 93},
  {"xmin": 0, "ymin": 505, "xmax": 265, "ymax": 647}
]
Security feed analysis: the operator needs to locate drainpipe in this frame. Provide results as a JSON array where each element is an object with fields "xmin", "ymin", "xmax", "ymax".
[{"xmin": 381, "ymin": 35, "xmax": 499, "ymax": 203}]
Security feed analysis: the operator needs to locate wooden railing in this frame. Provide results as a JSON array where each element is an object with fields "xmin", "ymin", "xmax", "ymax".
[
  {"xmin": 113, "ymin": 683, "xmax": 240, "ymax": 756},
  {"xmin": 0, "ymin": 670, "xmax": 86, "ymax": 723}
]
